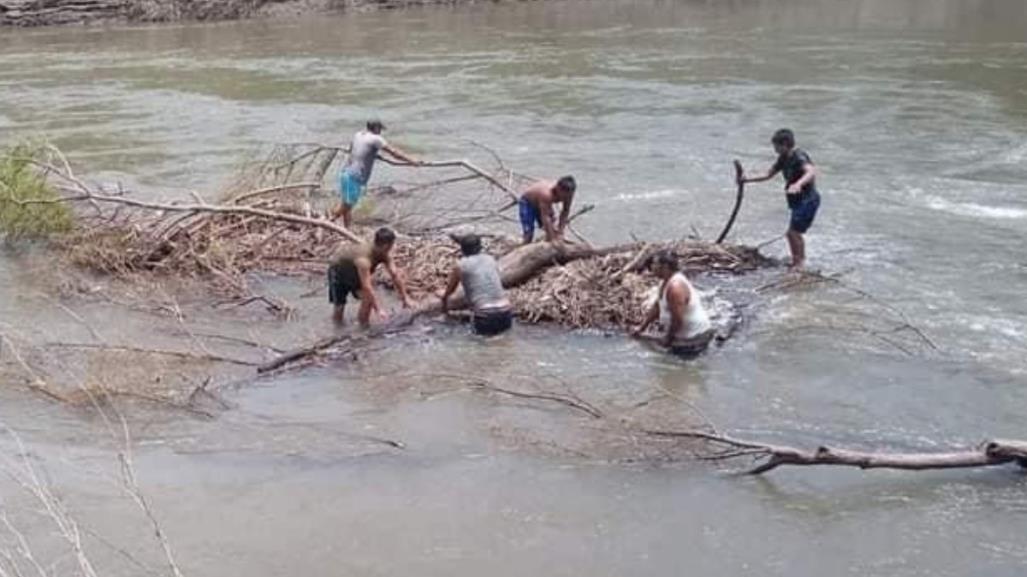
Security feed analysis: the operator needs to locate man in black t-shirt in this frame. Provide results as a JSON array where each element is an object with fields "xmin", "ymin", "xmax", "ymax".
[{"xmin": 740, "ymin": 128, "xmax": 821, "ymax": 271}]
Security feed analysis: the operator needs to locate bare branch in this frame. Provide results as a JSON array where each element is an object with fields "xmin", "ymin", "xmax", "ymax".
[
  {"xmin": 644, "ymin": 429, "xmax": 1027, "ymax": 474},
  {"xmin": 45, "ymin": 342, "xmax": 257, "ymax": 367}
]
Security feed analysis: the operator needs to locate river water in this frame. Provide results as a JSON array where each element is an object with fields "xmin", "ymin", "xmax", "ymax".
[{"xmin": 1, "ymin": 0, "xmax": 1026, "ymax": 575}]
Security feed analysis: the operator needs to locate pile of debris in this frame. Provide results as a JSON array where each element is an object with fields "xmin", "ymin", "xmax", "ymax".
[{"xmin": 21, "ymin": 143, "xmax": 772, "ymax": 331}]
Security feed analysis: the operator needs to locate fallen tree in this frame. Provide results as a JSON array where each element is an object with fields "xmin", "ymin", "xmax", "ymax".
[
  {"xmin": 5, "ymin": 142, "xmax": 772, "ymax": 336},
  {"xmin": 3, "ymin": 141, "xmax": 781, "ymax": 398}
]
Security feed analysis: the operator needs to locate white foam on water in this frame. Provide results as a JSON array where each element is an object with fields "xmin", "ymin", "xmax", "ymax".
[
  {"xmin": 923, "ymin": 195, "xmax": 1027, "ymax": 220},
  {"xmin": 614, "ymin": 188, "xmax": 681, "ymax": 202},
  {"xmin": 966, "ymin": 317, "xmax": 1027, "ymax": 341}
]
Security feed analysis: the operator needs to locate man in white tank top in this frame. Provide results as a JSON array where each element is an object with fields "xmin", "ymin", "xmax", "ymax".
[{"xmin": 632, "ymin": 250, "xmax": 713, "ymax": 356}]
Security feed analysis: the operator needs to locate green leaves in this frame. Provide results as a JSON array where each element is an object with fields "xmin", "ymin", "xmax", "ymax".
[{"xmin": 0, "ymin": 142, "xmax": 75, "ymax": 241}]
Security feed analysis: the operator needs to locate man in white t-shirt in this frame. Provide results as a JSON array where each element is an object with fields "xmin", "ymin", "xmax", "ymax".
[{"xmin": 333, "ymin": 119, "xmax": 421, "ymax": 228}]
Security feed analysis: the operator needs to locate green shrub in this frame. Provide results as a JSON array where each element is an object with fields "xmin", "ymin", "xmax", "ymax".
[{"xmin": 0, "ymin": 143, "xmax": 75, "ymax": 240}]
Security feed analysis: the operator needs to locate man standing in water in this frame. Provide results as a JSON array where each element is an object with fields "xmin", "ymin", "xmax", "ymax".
[
  {"xmin": 740, "ymin": 128, "xmax": 821, "ymax": 271},
  {"xmin": 440, "ymin": 233, "xmax": 514, "ymax": 336},
  {"xmin": 518, "ymin": 176, "xmax": 576, "ymax": 244},
  {"xmin": 328, "ymin": 227, "xmax": 411, "ymax": 327},
  {"xmin": 332, "ymin": 119, "xmax": 422, "ymax": 229},
  {"xmin": 632, "ymin": 251, "xmax": 713, "ymax": 356}
]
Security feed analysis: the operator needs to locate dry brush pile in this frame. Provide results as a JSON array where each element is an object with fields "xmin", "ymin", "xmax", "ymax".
[{"xmin": 2, "ymin": 142, "xmax": 772, "ymax": 332}]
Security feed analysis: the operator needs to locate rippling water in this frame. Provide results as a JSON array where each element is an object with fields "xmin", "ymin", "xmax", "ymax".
[{"xmin": 1, "ymin": 1, "xmax": 1026, "ymax": 575}]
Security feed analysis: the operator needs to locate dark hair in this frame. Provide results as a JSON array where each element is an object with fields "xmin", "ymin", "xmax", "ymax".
[
  {"xmin": 771, "ymin": 128, "xmax": 795, "ymax": 148},
  {"xmin": 650, "ymin": 250, "xmax": 679, "ymax": 271},
  {"xmin": 452, "ymin": 233, "xmax": 482, "ymax": 256},
  {"xmin": 367, "ymin": 119, "xmax": 385, "ymax": 132},
  {"xmin": 374, "ymin": 227, "xmax": 396, "ymax": 246},
  {"xmin": 556, "ymin": 175, "xmax": 576, "ymax": 194}
]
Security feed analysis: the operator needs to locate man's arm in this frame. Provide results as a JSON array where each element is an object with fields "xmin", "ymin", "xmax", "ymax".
[
  {"xmin": 440, "ymin": 266, "xmax": 461, "ymax": 313},
  {"xmin": 384, "ymin": 255, "xmax": 412, "ymax": 307},
  {"xmin": 787, "ymin": 163, "xmax": 816, "ymax": 194},
  {"xmin": 741, "ymin": 165, "xmax": 780, "ymax": 184},
  {"xmin": 556, "ymin": 192, "xmax": 574, "ymax": 234},
  {"xmin": 382, "ymin": 143, "xmax": 421, "ymax": 165},
  {"xmin": 663, "ymin": 282, "xmax": 687, "ymax": 348},
  {"xmin": 538, "ymin": 198, "xmax": 559, "ymax": 242}
]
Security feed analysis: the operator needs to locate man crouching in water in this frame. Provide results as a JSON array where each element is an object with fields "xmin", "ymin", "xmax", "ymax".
[
  {"xmin": 440, "ymin": 233, "xmax": 514, "ymax": 336},
  {"xmin": 519, "ymin": 176, "xmax": 576, "ymax": 244},
  {"xmin": 328, "ymin": 227, "xmax": 411, "ymax": 327},
  {"xmin": 632, "ymin": 250, "xmax": 713, "ymax": 356}
]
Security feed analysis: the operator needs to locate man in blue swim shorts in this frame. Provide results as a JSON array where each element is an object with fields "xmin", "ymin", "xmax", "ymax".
[
  {"xmin": 332, "ymin": 119, "xmax": 422, "ymax": 229},
  {"xmin": 518, "ymin": 175, "xmax": 576, "ymax": 244},
  {"xmin": 740, "ymin": 128, "xmax": 822, "ymax": 271}
]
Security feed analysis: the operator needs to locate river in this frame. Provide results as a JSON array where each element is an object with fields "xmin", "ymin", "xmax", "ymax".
[{"xmin": 1, "ymin": 0, "xmax": 1026, "ymax": 575}]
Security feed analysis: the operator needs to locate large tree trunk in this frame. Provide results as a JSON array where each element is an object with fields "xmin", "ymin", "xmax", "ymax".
[
  {"xmin": 499, "ymin": 241, "xmax": 631, "ymax": 287},
  {"xmin": 441, "ymin": 240, "xmax": 636, "ymax": 309}
]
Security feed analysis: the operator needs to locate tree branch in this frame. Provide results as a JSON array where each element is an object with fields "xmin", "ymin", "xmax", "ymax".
[{"xmin": 645, "ymin": 429, "xmax": 1027, "ymax": 474}]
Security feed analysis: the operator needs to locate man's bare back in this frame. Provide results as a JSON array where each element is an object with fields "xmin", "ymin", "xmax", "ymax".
[{"xmin": 518, "ymin": 175, "xmax": 577, "ymax": 243}]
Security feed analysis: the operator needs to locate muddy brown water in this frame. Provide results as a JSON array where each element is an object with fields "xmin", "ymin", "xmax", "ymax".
[{"xmin": 2, "ymin": 1, "xmax": 1027, "ymax": 575}]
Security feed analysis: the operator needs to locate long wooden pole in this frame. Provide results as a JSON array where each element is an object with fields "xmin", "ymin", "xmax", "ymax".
[{"xmin": 715, "ymin": 160, "xmax": 746, "ymax": 244}]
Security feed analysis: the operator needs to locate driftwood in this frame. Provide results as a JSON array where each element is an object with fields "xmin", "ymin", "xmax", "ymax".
[
  {"xmin": 257, "ymin": 335, "xmax": 353, "ymax": 374},
  {"xmin": 396, "ymin": 238, "xmax": 642, "ymax": 315},
  {"xmin": 259, "ymin": 235, "xmax": 771, "ymax": 373},
  {"xmin": 498, "ymin": 241, "xmax": 634, "ymax": 287},
  {"xmin": 646, "ymin": 429, "xmax": 1027, "ymax": 475},
  {"xmin": 8, "ymin": 144, "xmax": 998, "ymax": 487}
]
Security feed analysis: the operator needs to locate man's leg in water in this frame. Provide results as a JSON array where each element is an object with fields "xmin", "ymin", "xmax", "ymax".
[
  {"xmin": 786, "ymin": 229, "xmax": 805, "ymax": 270},
  {"xmin": 786, "ymin": 192, "xmax": 818, "ymax": 271},
  {"xmin": 334, "ymin": 172, "xmax": 363, "ymax": 229},
  {"xmin": 340, "ymin": 203, "xmax": 354, "ymax": 229},
  {"xmin": 328, "ymin": 263, "xmax": 353, "ymax": 324}
]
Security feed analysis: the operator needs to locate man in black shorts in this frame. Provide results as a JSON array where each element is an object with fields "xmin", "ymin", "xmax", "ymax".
[
  {"xmin": 740, "ymin": 128, "xmax": 822, "ymax": 271},
  {"xmin": 328, "ymin": 227, "xmax": 411, "ymax": 327}
]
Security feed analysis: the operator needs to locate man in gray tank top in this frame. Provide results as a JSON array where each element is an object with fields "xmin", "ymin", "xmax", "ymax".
[
  {"xmin": 332, "ymin": 119, "xmax": 422, "ymax": 228},
  {"xmin": 440, "ymin": 233, "xmax": 513, "ymax": 336}
]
